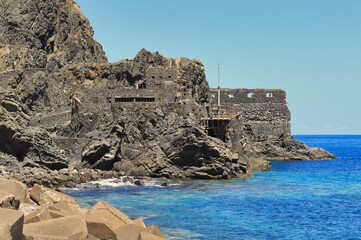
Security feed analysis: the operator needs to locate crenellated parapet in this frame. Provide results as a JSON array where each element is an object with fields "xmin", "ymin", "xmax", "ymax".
[{"xmin": 210, "ymin": 88, "xmax": 286, "ymax": 104}]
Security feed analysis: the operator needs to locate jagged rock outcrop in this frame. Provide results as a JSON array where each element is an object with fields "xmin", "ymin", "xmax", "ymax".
[
  {"xmin": 65, "ymin": 104, "xmax": 246, "ymax": 179},
  {"xmin": 62, "ymin": 48, "xmax": 210, "ymax": 103},
  {"xmin": 0, "ymin": 93, "xmax": 68, "ymax": 176},
  {"xmin": 242, "ymin": 135, "xmax": 335, "ymax": 161},
  {"xmin": 0, "ymin": 0, "xmax": 107, "ymax": 72}
]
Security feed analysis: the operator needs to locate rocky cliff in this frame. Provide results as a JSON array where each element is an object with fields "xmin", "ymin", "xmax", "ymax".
[
  {"xmin": 0, "ymin": 0, "xmax": 107, "ymax": 71},
  {"xmin": 0, "ymin": 0, "xmax": 336, "ymax": 186}
]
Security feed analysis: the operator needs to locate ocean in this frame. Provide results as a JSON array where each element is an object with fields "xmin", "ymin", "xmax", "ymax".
[{"xmin": 65, "ymin": 135, "xmax": 361, "ymax": 239}]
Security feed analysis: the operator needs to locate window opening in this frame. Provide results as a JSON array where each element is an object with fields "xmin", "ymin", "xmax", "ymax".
[
  {"xmin": 138, "ymin": 82, "xmax": 146, "ymax": 89},
  {"xmin": 115, "ymin": 97, "xmax": 155, "ymax": 103}
]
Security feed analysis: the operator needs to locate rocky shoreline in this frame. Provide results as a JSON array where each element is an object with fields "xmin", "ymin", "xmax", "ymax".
[
  {"xmin": 0, "ymin": 177, "xmax": 168, "ymax": 239},
  {"xmin": 0, "ymin": 0, "xmax": 335, "ymax": 186}
]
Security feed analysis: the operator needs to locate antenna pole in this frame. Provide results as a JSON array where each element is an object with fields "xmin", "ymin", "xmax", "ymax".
[{"xmin": 217, "ymin": 64, "xmax": 221, "ymax": 114}]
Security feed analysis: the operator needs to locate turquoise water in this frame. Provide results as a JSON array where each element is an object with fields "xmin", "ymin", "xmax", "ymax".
[{"xmin": 66, "ymin": 135, "xmax": 361, "ymax": 239}]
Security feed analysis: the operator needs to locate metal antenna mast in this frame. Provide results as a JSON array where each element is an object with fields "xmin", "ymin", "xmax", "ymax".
[{"xmin": 217, "ymin": 64, "xmax": 221, "ymax": 114}]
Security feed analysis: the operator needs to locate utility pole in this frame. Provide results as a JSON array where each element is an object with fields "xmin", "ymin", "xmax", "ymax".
[{"xmin": 218, "ymin": 64, "xmax": 221, "ymax": 115}]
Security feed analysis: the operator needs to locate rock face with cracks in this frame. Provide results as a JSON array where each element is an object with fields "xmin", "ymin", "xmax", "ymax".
[
  {"xmin": 73, "ymin": 104, "xmax": 245, "ymax": 179},
  {"xmin": 0, "ymin": 0, "xmax": 107, "ymax": 71}
]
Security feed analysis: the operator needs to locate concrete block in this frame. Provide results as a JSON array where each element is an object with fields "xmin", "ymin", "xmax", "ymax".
[
  {"xmin": 132, "ymin": 218, "xmax": 146, "ymax": 228},
  {"xmin": 23, "ymin": 215, "xmax": 87, "ymax": 240},
  {"xmin": 48, "ymin": 200, "xmax": 86, "ymax": 215},
  {"xmin": 24, "ymin": 207, "xmax": 52, "ymax": 224},
  {"xmin": 30, "ymin": 184, "xmax": 78, "ymax": 206},
  {"xmin": 86, "ymin": 201, "xmax": 133, "ymax": 239},
  {"xmin": 132, "ymin": 232, "xmax": 168, "ymax": 240},
  {"xmin": 115, "ymin": 224, "xmax": 146, "ymax": 240},
  {"xmin": 0, "ymin": 177, "xmax": 27, "ymax": 203},
  {"xmin": 85, "ymin": 215, "xmax": 117, "ymax": 240},
  {"xmin": 0, "ymin": 208, "xmax": 24, "ymax": 240},
  {"xmin": 143, "ymin": 225, "xmax": 167, "ymax": 239}
]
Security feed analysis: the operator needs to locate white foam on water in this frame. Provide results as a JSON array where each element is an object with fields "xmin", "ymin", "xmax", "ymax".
[
  {"xmin": 77, "ymin": 176, "xmax": 181, "ymax": 189},
  {"xmin": 164, "ymin": 228, "xmax": 204, "ymax": 240},
  {"xmin": 90, "ymin": 178, "xmax": 133, "ymax": 187}
]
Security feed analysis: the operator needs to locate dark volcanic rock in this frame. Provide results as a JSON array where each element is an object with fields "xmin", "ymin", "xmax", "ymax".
[
  {"xmin": 0, "ymin": 0, "xmax": 107, "ymax": 71},
  {"xmin": 65, "ymin": 48, "xmax": 210, "ymax": 104},
  {"xmin": 242, "ymin": 134, "xmax": 336, "ymax": 161},
  {"xmin": 0, "ymin": 92, "xmax": 68, "ymax": 181},
  {"xmin": 67, "ymin": 104, "xmax": 245, "ymax": 179}
]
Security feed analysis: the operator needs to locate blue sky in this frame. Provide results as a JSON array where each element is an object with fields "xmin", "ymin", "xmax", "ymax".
[{"xmin": 76, "ymin": 0, "xmax": 361, "ymax": 135}]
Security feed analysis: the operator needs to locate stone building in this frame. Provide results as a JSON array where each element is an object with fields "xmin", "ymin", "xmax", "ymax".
[{"xmin": 82, "ymin": 66, "xmax": 192, "ymax": 106}]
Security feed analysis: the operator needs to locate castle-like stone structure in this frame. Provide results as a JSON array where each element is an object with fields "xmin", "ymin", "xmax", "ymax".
[
  {"xmin": 84, "ymin": 68, "xmax": 290, "ymax": 134},
  {"xmin": 29, "ymin": 65, "xmax": 291, "ymax": 150}
]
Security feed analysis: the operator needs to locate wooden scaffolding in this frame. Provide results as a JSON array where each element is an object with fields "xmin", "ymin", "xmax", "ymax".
[{"xmin": 200, "ymin": 114, "xmax": 231, "ymax": 141}]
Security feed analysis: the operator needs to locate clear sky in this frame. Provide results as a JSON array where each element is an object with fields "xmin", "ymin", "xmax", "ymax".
[{"xmin": 76, "ymin": 0, "xmax": 361, "ymax": 135}]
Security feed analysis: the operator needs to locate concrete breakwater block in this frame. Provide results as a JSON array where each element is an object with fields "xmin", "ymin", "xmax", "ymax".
[
  {"xmin": 0, "ymin": 178, "xmax": 169, "ymax": 239},
  {"xmin": 86, "ymin": 201, "xmax": 134, "ymax": 239},
  {"xmin": 133, "ymin": 231, "xmax": 167, "ymax": 240},
  {"xmin": 23, "ymin": 215, "xmax": 88, "ymax": 240},
  {"xmin": 0, "ymin": 208, "xmax": 24, "ymax": 240},
  {"xmin": 0, "ymin": 177, "xmax": 28, "ymax": 203},
  {"xmin": 30, "ymin": 184, "xmax": 78, "ymax": 206}
]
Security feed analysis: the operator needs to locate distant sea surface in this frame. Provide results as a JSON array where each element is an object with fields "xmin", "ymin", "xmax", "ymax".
[{"xmin": 66, "ymin": 135, "xmax": 361, "ymax": 239}]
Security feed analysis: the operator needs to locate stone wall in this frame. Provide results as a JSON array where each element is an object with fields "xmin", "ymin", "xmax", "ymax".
[
  {"xmin": 210, "ymin": 88, "xmax": 286, "ymax": 104},
  {"xmin": 77, "ymin": 65, "xmax": 191, "ymax": 106},
  {"xmin": 210, "ymin": 88, "xmax": 291, "ymax": 142},
  {"xmin": 144, "ymin": 67, "xmax": 178, "ymax": 90}
]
